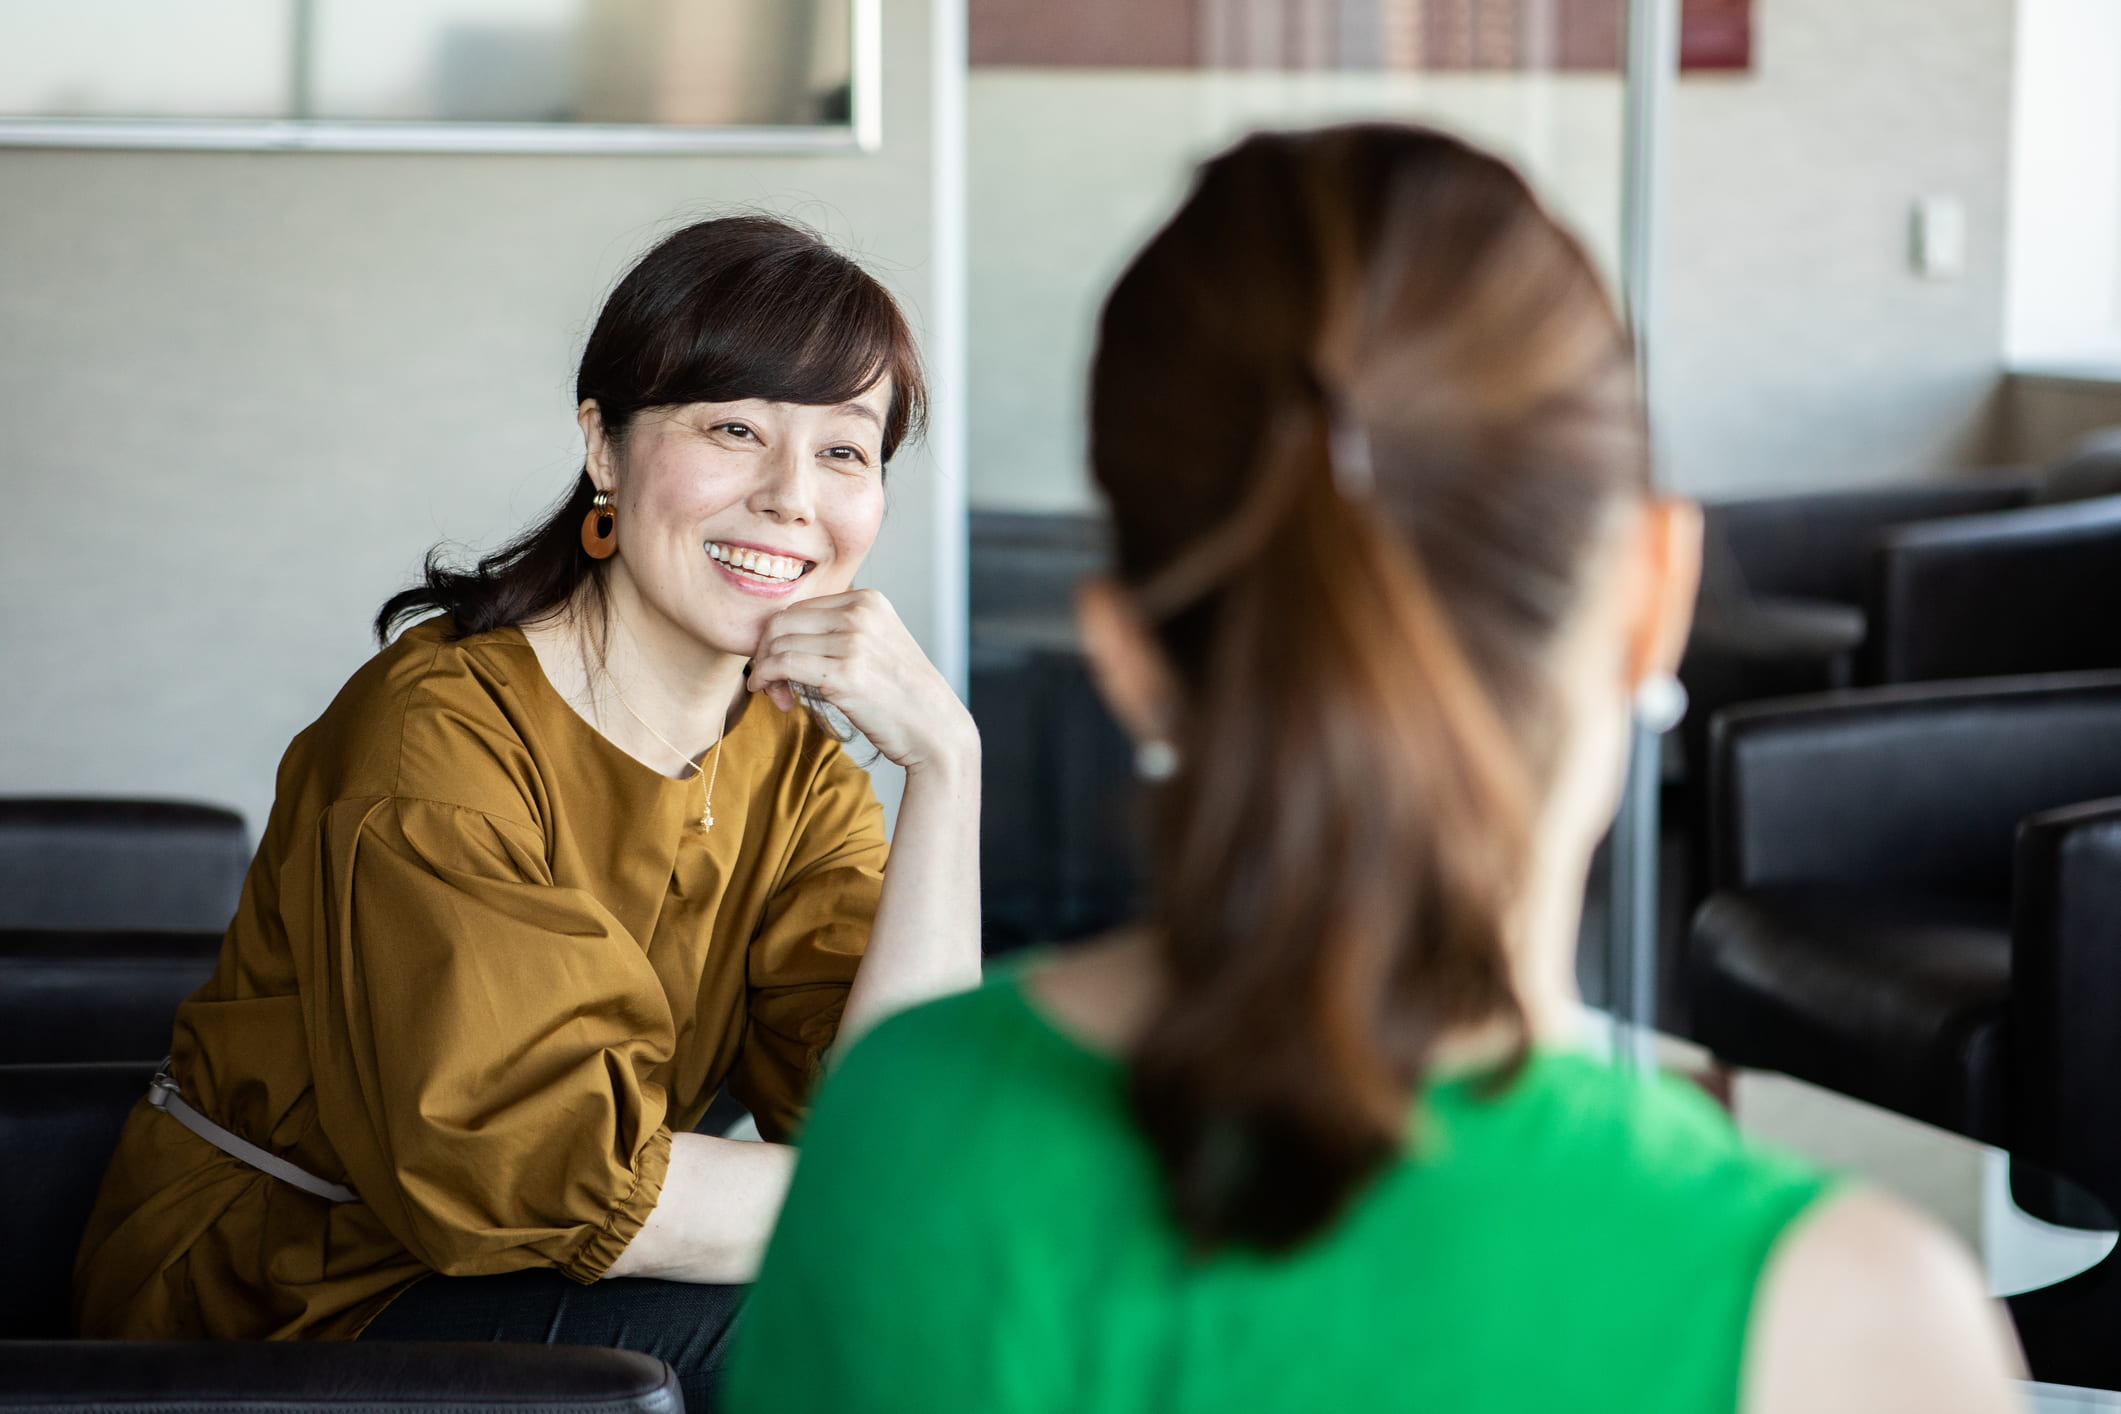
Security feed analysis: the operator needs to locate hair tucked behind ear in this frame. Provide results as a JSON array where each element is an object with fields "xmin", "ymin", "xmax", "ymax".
[{"xmin": 1092, "ymin": 126, "xmax": 1646, "ymax": 1252}]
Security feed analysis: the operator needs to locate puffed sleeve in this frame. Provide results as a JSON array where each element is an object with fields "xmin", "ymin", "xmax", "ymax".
[
  {"xmin": 289, "ymin": 795, "xmax": 675, "ymax": 1283},
  {"xmin": 728, "ymin": 744, "xmax": 889, "ymax": 1142}
]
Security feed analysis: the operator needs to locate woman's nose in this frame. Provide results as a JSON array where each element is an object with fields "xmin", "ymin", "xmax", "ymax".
[{"xmin": 749, "ymin": 448, "xmax": 815, "ymax": 524}]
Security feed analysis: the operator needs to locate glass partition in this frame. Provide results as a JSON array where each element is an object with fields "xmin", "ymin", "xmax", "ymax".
[{"xmin": 965, "ymin": 0, "xmax": 1699, "ymax": 1003}]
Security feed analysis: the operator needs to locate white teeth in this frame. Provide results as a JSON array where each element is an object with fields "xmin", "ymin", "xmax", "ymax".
[{"xmin": 707, "ymin": 542, "xmax": 807, "ymax": 583}]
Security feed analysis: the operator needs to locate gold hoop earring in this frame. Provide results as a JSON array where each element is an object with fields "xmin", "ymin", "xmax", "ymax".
[{"xmin": 580, "ymin": 489, "xmax": 617, "ymax": 560}]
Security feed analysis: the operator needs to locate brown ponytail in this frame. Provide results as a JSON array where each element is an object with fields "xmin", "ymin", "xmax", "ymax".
[{"xmin": 1091, "ymin": 126, "xmax": 1646, "ymax": 1252}]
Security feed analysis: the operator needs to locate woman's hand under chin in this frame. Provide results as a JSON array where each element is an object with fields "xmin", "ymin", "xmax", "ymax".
[{"xmin": 746, "ymin": 588, "xmax": 978, "ymax": 777}]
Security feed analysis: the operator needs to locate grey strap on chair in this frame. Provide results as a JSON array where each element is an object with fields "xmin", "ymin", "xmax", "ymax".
[{"xmin": 147, "ymin": 1058, "xmax": 357, "ymax": 1204}]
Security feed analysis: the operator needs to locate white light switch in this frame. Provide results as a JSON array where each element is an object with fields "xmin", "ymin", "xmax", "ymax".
[{"xmin": 1912, "ymin": 196, "xmax": 1967, "ymax": 280}]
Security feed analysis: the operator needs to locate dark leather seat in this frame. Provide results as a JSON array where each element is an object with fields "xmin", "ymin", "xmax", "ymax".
[
  {"xmin": 0, "ymin": 1062, "xmax": 157, "ymax": 1339},
  {"xmin": 969, "ymin": 513, "xmax": 1140, "ymax": 954},
  {"xmin": 1670, "ymin": 478, "xmax": 2038, "ymax": 933},
  {"xmin": 0, "ymin": 799, "xmax": 247, "ymax": 1069},
  {"xmin": 0, "ymin": 800, "xmax": 248, "ymax": 933},
  {"xmin": 0, "ymin": 932, "xmax": 222, "ymax": 1065},
  {"xmin": 1867, "ymin": 495, "xmax": 2121, "ymax": 684},
  {"xmin": 0, "ymin": 1342, "xmax": 682, "ymax": 1414},
  {"xmin": 1690, "ymin": 888, "xmax": 2010, "ymax": 1142},
  {"xmin": 1684, "ymin": 671, "xmax": 2121, "ymax": 1389},
  {"xmin": 0, "ymin": 1063, "xmax": 684, "ymax": 1412}
]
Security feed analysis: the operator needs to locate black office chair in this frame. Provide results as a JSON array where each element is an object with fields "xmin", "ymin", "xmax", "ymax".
[
  {"xmin": 0, "ymin": 798, "xmax": 249, "ymax": 933},
  {"xmin": 0, "ymin": 929, "xmax": 223, "ymax": 1065},
  {"xmin": 968, "ymin": 513, "xmax": 1140, "ymax": 954},
  {"xmin": 0, "ymin": 1062, "xmax": 684, "ymax": 1413},
  {"xmin": 1683, "ymin": 671, "xmax": 2121, "ymax": 1388},
  {"xmin": 1865, "ymin": 495, "xmax": 2121, "ymax": 684}
]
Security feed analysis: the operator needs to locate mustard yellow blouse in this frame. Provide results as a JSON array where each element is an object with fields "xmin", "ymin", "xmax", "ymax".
[{"xmin": 73, "ymin": 618, "xmax": 886, "ymax": 1340}]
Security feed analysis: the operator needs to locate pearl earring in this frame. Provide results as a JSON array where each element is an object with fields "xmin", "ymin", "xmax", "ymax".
[
  {"xmin": 1134, "ymin": 738, "xmax": 1180, "ymax": 782},
  {"xmin": 1633, "ymin": 674, "xmax": 1689, "ymax": 734}
]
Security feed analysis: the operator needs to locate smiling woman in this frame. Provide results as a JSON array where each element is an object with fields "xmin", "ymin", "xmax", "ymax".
[{"xmin": 72, "ymin": 217, "xmax": 981, "ymax": 1414}]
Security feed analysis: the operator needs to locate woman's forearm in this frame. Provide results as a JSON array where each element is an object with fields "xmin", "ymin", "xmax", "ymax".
[
  {"xmin": 606, "ymin": 750, "xmax": 979, "ymax": 1287},
  {"xmin": 604, "ymin": 1131, "xmax": 795, "ymax": 1283},
  {"xmin": 836, "ymin": 747, "xmax": 983, "ymax": 1053}
]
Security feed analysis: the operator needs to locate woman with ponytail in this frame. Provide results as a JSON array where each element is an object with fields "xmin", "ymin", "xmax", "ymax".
[{"xmin": 728, "ymin": 128, "xmax": 2023, "ymax": 1412}]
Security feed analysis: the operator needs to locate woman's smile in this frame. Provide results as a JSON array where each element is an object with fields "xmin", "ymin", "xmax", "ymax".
[{"xmin": 705, "ymin": 539, "xmax": 817, "ymax": 595}]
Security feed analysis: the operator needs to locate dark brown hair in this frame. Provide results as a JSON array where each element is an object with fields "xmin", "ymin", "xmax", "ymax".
[
  {"xmin": 1093, "ymin": 125, "xmax": 1647, "ymax": 1253},
  {"xmin": 376, "ymin": 215, "xmax": 927, "ymax": 643}
]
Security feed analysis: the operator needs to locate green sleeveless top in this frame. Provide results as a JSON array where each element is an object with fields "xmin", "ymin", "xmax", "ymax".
[{"xmin": 728, "ymin": 967, "xmax": 1834, "ymax": 1413}]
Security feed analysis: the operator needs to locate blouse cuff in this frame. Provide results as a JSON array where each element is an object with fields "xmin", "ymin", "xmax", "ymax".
[{"xmin": 562, "ymin": 1125, "xmax": 674, "ymax": 1285}]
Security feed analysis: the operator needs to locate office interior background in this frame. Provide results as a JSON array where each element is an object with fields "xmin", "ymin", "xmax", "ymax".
[{"xmin": 9, "ymin": 0, "xmax": 2121, "ymax": 1405}]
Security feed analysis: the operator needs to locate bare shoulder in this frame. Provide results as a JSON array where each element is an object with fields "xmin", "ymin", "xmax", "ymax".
[{"xmin": 1745, "ymin": 1186, "xmax": 2027, "ymax": 1414}]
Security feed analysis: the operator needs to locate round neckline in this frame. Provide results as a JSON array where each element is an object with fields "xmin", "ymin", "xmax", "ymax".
[{"xmin": 495, "ymin": 622, "xmax": 763, "ymax": 792}]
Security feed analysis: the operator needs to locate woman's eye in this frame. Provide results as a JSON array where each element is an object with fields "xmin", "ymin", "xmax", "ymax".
[
  {"xmin": 714, "ymin": 422, "xmax": 758, "ymax": 441},
  {"xmin": 821, "ymin": 446, "xmax": 871, "ymax": 467}
]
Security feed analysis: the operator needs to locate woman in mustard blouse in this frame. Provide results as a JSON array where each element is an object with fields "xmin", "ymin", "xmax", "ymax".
[{"xmin": 73, "ymin": 216, "xmax": 980, "ymax": 1407}]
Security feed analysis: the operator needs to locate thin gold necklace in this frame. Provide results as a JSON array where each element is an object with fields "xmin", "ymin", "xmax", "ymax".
[{"xmin": 600, "ymin": 668, "xmax": 725, "ymax": 831}]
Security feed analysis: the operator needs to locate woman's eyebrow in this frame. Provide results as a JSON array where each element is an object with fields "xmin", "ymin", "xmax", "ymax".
[{"xmin": 833, "ymin": 402, "xmax": 883, "ymax": 427}]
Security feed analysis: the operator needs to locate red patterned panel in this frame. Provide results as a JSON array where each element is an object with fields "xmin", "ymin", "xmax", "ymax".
[{"xmin": 969, "ymin": 0, "xmax": 1752, "ymax": 73}]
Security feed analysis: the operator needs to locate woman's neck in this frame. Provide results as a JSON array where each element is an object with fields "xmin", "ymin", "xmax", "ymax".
[
  {"xmin": 1025, "ymin": 833, "xmax": 1597, "ymax": 1067},
  {"xmin": 524, "ymin": 584, "xmax": 750, "ymax": 779}
]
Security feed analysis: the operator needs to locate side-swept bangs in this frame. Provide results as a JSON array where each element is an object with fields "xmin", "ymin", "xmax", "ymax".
[{"xmin": 578, "ymin": 216, "xmax": 927, "ymax": 460}]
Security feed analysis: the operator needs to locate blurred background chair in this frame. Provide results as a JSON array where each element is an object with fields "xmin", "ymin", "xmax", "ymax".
[
  {"xmin": 968, "ymin": 513, "xmax": 1139, "ymax": 956},
  {"xmin": 1680, "ymin": 672, "xmax": 2121, "ymax": 1387},
  {"xmin": 0, "ymin": 798, "xmax": 248, "ymax": 933},
  {"xmin": 1662, "ymin": 435, "xmax": 2121, "ymax": 1030},
  {"xmin": 0, "ymin": 799, "xmax": 246, "ymax": 1070}
]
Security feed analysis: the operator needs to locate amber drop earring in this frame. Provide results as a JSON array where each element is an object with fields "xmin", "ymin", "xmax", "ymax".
[{"xmin": 581, "ymin": 489, "xmax": 618, "ymax": 559}]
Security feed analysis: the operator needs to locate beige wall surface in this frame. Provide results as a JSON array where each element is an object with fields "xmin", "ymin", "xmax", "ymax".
[
  {"xmin": 965, "ymin": 0, "xmax": 2017, "ymax": 511},
  {"xmin": 1658, "ymin": 0, "xmax": 2015, "ymax": 498},
  {"xmin": 0, "ymin": 1, "xmax": 949, "ymax": 839},
  {"xmin": 964, "ymin": 66, "xmax": 1626, "ymax": 515}
]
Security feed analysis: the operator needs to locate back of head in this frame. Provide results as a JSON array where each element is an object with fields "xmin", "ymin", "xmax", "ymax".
[{"xmin": 1090, "ymin": 125, "xmax": 1647, "ymax": 1252}]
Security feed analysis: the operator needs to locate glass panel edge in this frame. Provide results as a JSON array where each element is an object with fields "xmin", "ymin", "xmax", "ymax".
[{"xmin": 0, "ymin": 118, "xmax": 869, "ymax": 156}]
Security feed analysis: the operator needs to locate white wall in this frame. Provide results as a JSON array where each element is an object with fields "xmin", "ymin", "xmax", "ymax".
[
  {"xmin": 0, "ymin": 0, "xmax": 957, "ymax": 838},
  {"xmin": 965, "ymin": 0, "xmax": 2018, "ymax": 511},
  {"xmin": 2003, "ymin": 0, "xmax": 2121, "ymax": 369}
]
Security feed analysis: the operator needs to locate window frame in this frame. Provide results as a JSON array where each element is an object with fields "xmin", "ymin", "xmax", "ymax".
[{"xmin": 0, "ymin": 0, "xmax": 881, "ymax": 155}]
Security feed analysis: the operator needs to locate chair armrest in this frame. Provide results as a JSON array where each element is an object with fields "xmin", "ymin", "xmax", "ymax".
[
  {"xmin": 0, "ymin": 1342, "xmax": 681, "ymax": 1414},
  {"xmin": 1707, "ymin": 476, "xmax": 2034, "ymax": 603},
  {"xmin": 1708, "ymin": 672, "xmax": 2121, "ymax": 895},
  {"xmin": 2011, "ymin": 796, "xmax": 2121, "ymax": 1215},
  {"xmin": 1867, "ymin": 497, "xmax": 2121, "ymax": 684}
]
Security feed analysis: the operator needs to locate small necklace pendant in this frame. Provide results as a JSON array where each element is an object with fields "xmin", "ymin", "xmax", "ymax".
[{"xmin": 700, "ymin": 809, "xmax": 714, "ymax": 831}]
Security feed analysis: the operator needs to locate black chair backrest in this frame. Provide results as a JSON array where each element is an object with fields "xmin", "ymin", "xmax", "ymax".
[
  {"xmin": 1706, "ymin": 478, "xmax": 2034, "ymax": 606},
  {"xmin": 2013, "ymin": 798, "xmax": 2121, "ymax": 1216},
  {"xmin": 1868, "ymin": 497, "xmax": 2121, "ymax": 684},
  {"xmin": 2034, "ymin": 426, "xmax": 2121, "ymax": 504},
  {"xmin": 0, "ymin": 931, "xmax": 223, "ymax": 1065},
  {"xmin": 1710, "ymin": 672, "xmax": 2121, "ymax": 899},
  {"xmin": 0, "ymin": 799, "xmax": 248, "ymax": 932},
  {"xmin": 0, "ymin": 1061, "xmax": 158, "ymax": 1338}
]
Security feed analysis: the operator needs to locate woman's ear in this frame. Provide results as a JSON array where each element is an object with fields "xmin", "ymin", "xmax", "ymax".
[
  {"xmin": 1626, "ymin": 496, "xmax": 1704, "ymax": 689},
  {"xmin": 577, "ymin": 399, "xmax": 616, "ymax": 491},
  {"xmin": 1076, "ymin": 577, "xmax": 1181, "ymax": 746}
]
